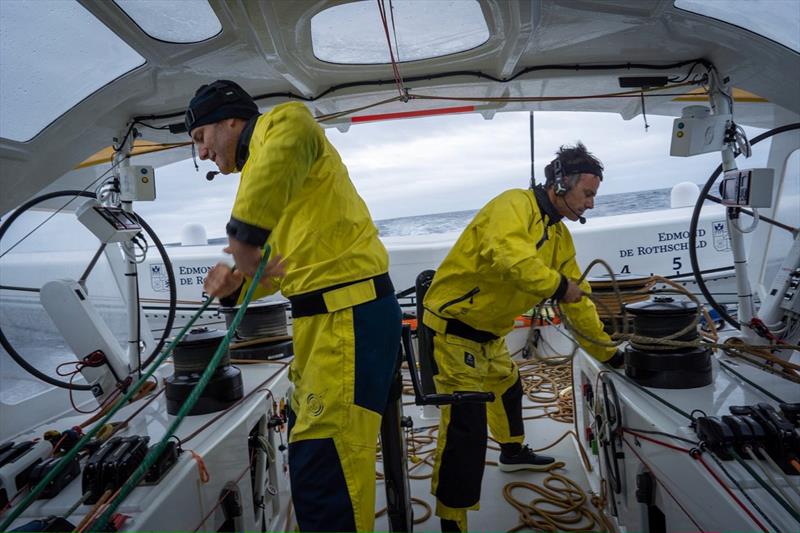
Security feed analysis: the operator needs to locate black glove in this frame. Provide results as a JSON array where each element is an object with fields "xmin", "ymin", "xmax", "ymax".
[{"xmin": 606, "ymin": 349, "xmax": 625, "ymax": 369}]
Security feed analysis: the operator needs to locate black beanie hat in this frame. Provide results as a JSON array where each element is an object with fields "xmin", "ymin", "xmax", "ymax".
[{"xmin": 185, "ymin": 80, "xmax": 259, "ymax": 134}]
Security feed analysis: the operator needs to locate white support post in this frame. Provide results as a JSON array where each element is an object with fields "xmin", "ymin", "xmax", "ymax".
[
  {"xmin": 708, "ymin": 71, "xmax": 759, "ymax": 343},
  {"xmin": 757, "ymin": 236, "xmax": 800, "ymax": 357},
  {"xmin": 112, "ymin": 128, "xmax": 146, "ymax": 372}
]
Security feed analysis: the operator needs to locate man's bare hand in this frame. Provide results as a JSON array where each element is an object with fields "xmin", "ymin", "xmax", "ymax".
[
  {"xmin": 255, "ymin": 255, "xmax": 286, "ymax": 290},
  {"xmin": 204, "ymin": 262, "xmax": 244, "ymax": 298},
  {"xmin": 225, "ymin": 238, "xmax": 263, "ymax": 278},
  {"xmin": 561, "ymin": 279, "xmax": 584, "ymax": 303},
  {"xmin": 223, "ymin": 237, "xmax": 286, "ymax": 286}
]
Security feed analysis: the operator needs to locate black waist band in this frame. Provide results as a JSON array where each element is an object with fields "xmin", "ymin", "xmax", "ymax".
[
  {"xmin": 444, "ymin": 318, "xmax": 498, "ymax": 343},
  {"xmin": 289, "ymin": 273, "xmax": 394, "ymax": 318}
]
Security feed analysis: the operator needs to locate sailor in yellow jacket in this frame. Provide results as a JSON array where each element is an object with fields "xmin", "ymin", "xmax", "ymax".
[
  {"xmin": 423, "ymin": 142, "xmax": 623, "ymax": 532},
  {"xmin": 186, "ymin": 80, "xmax": 402, "ymax": 532}
]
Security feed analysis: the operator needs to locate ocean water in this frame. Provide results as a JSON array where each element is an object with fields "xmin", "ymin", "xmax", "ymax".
[
  {"xmin": 0, "ymin": 186, "xmax": 681, "ymax": 403},
  {"xmin": 375, "ymin": 187, "xmax": 674, "ymax": 237}
]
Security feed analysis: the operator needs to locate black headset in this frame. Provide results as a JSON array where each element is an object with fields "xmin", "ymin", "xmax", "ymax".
[
  {"xmin": 544, "ymin": 156, "xmax": 570, "ymax": 196},
  {"xmin": 544, "ymin": 156, "xmax": 603, "ymax": 196}
]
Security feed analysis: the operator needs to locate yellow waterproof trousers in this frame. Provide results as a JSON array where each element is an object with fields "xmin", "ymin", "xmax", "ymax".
[
  {"xmin": 429, "ymin": 332, "xmax": 524, "ymax": 530},
  {"xmin": 288, "ymin": 294, "xmax": 401, "ymax": 532}
]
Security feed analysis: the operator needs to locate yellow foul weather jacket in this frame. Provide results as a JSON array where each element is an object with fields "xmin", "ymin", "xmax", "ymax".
[
  {"xmin": 225, "ymin": 101, "xmax": 389, "ymax": 300},
  {"xmin": 423, "ymin": 188, "xmax": 615, "ymax": 362},
  {"xmin": 221, "ymin": 102, "xmax": 399, "ymax": 532}
]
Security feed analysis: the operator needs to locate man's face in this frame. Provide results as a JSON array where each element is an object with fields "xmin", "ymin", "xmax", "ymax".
[
  {"xmin": 557, "ymin": 173, "xmax": 601, "ymax": 221},
  {"xmin": 190, "ymin": 119, "xmax": 239, "ymax": 174}
]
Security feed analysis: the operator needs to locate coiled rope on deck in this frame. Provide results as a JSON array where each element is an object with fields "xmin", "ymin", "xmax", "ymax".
[
  {"xmin": 503, "ymin": 461, "xmax": 611, "ymax": 533},
  {"xmin": 517, "ymin": 359, "xmax": 575, "ymax": 424},
  {"xmin": 386, "ymin": 358, "xmax": 612, "ymax": 532}
]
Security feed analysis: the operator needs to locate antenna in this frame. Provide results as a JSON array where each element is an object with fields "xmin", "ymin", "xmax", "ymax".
[{"xmin": 529, "ymin": 111, "xmax": 535, "ymax": 187}]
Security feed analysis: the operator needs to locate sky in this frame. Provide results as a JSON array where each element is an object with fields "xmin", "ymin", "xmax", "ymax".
[
  {"xmin": 130, "ymin": 110, "xmax": 753, "ymax": 243},
  {"xmin": 1, "ymin": 110, "xmax": 770, "ymax": 252}
]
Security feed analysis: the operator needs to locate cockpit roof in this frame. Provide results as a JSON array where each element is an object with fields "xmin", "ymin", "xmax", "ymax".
[{"xmin": 1, "ymin": 0, "xmax": 798, "ymax": 213}]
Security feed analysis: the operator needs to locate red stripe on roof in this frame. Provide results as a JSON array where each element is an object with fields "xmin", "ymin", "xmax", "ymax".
[{"xmin": 351, "ymin": 105, "xmax": 476, "ymax": 123}]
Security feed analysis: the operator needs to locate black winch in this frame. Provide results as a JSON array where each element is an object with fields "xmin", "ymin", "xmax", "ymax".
[
  {"xmin": 623, "ymin": 296, "xmax": 712, "ymax": 389},
  {"xmin": 588, "ymin": 273, "xmax": 653, "ymax": 336},
  {"xmin": 221, "ymin": 300, "xmax": 293, "ymax": 361},
  {"xmin": 220, "ymin": 300, "xmax": 289, "ymax": 338},
  {"xmin": 165, "ymin": 327, "xmax": 243, "ymax": 415}
]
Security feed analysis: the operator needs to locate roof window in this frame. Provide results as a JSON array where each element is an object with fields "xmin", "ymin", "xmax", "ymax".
[
  {"xmin": 675, "ymin": 0, "xmax": 799, "ymax": 53},
  {"xmin": 115, "ymin": 0, "xmax": 222, "ymax": 43},
  {"xmin": 311, "ymin": 0, "xmax": 490, "ymax": 64},
  {"xmin": 0, "ymin": 0, "xmax": 145, "ymax": 142}
]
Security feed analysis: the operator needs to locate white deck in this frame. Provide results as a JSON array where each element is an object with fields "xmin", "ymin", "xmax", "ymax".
[
  {"xmin": 372, "ymin": 324, "xmax": 800, "ymax": 533},
  {"xmin": 5, "ymin": 361, "xmax": 294, "ymax": 532}
]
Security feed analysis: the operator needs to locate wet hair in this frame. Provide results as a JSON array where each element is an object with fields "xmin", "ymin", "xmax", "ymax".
[{"xmin": 543, "ymin": 141, "xmax": 604, "ymax": 190}]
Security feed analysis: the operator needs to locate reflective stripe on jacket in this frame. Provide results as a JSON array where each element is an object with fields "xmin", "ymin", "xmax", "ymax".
[
  {"xmin": 423, "ymin": 188, "xmax": 615, "ymax": 362},
  {"xmin": 228, "ymin": 102, "xmax": 388, "ymax": 299}
]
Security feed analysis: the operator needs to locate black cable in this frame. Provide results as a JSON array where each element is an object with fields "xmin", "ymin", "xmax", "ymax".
[
  {"xmin": 640, "ymin": 91, "xmax": 649, "ymax": 131},
  {"xmin": 662, "ymin": 265, "xmax": 734, "ymax": 279},
  {"xmin": 0, "ymin": 191, "xmax": 176, "ymax": 388},
  {"xmin": 134, "ymin": 59, "xmax": 709, "ymax": 128},
  {"xmin": 112, "ymin": 124, "xmax": 136, "ymax": 153},
  {"xmin": 704, "ymin": 193, "xmax": 797, "ymax": 234},
  {"xmin": 622, "ymin": 427, "xmax": 699, "ymax": 446},
  {"xmin": 125, "ymin": 210, "xmax": 143, "ymax": 380},
  {"xmin": 0, "ymin": 162, "xmax": 121, "ymax": 260},
  {"xmin": 668, "ymin": 61, "xmax": 703, "ymax": 84},
  {"xmin": 0, "ymin": 191, "xmax": 96, "ymax": 390},
  {"xmin": 689, "ymin": 409, "xmax": 708, "ymax": 422},
  {"xmin": 394, "ymin": 286, "xmax": 416, "ymax": 299},
  {"xmin": 529, "ymin": 110, "xmax": 535, "ymax": 187},
  {"xmin": 134, "ymin": 215, "xmax": 176, "ymax": 369},
  {"xmin": 688, "ymin": 122, "xmax": 800, "ymax": 330},
  {"xmin": 614, "ymin": 370, "xmax": 695, "ymax": 421},
  {"xmin": 718, "ymin": 360, "xmax": 787, "ymax": 403},
  {"xmin": 131, "ymin": 120, "xmax": 172, "ymax": 131},
  {"xmin": 600, "ymin": 374, "xmax": 623, "ymax": 495}
]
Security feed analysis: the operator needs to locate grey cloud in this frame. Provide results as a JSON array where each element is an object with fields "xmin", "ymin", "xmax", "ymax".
[{"xmin": 113, "ymin": 111, "xmax": 765, "ymax": 239}]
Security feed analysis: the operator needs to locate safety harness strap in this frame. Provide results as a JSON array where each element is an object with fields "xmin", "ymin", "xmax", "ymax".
[
  {"xmin": 423, "ymin": 309, "xmax": 499, "ymax": 344},
  {"xmin": 289, "ymin": 273, "xmax": 394, "ymax": 318}
]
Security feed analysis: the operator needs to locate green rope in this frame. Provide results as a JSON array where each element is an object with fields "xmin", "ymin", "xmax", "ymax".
[
  {"xmin": 91, "ymin": 246, "xmax": 272, "ymax": 531},
  {"xmin": 707, "ymin": 452, "xmax": 780, "ymax": 532},
  {"xmin": 718, "ymin": 360, "xmax": 787, "ymax": 404},
  {"xmin": 612, "ymin": 369, "xmax": 695, "ymax": 422},
  {"xmin": 729, "ymin": 447, "xmax": 800, "ymax": 524},
  {"xmin": 0, "ymin": 295, "xmax": 215, "ymax": 531}
]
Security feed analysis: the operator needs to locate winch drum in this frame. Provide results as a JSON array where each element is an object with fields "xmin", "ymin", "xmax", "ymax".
[
  {"xmin": 165, "ymin": 328, "xmax": 243, "ymax": 415},
  {"xmin": 623, "ymin": 297, "xmax": 712, "ymax": 389}
]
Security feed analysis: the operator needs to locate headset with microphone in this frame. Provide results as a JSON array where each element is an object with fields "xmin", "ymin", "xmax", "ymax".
[
  {"xmin": 186, "ymin": 80, "xmax": 260, "ymax": 183},
  {"xmin": 563, "ymin": 198, "xmax": 587, "ymax": 225},
  {"xmin": 543, "ymin": 155, "xmax": 603, "ymax": 225}
]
